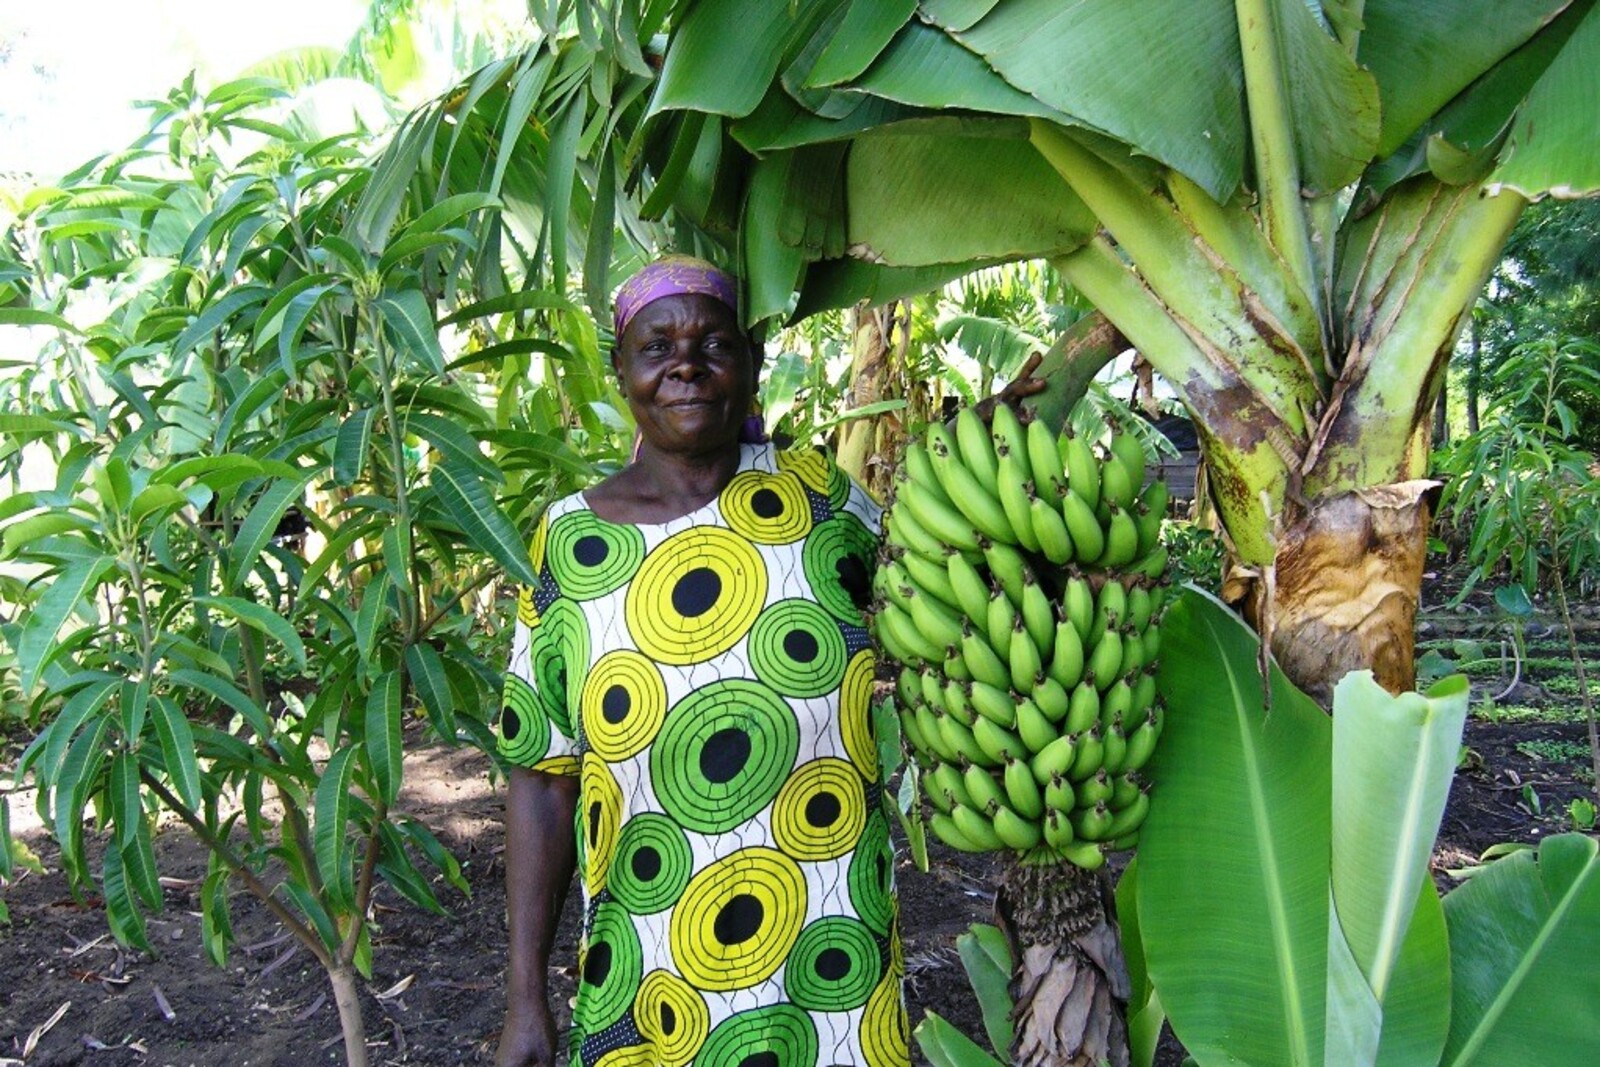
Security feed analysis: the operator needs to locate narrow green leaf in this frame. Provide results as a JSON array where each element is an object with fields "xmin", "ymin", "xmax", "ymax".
[
  {"xmin": 167, "ymin": 670, "xmax": 270, "ymax": 738},
  {"xmin": 150, "ymin": 694, "xmax": 202, "ymax": 809},
  {"xmin": 957, "ymin": 924, "xmax": 1015, "ymax": 1056},
  {"xmin": 0, "ymin": 307, "xmax": 82, "ymax": 333},
  {"xmin": 404, "ymin": 412, "xmax": 499, "ymax": 481},
  {"xmin": 333, "ymin": 408, "xmax": 375, "ymax": 486},
  {"xmin": 101, "ymin": 833, "xmax": 151, "ymax": 951},
  {"xmin": 277, "ymin": 282, "xmax": 337, "ymax": 376},
  {"xmin": 34, "ymin": 678, "xmax": 118, "ymax": 784},
  {"xmin": 401, "ymin": 192, "xmax": 501, "ymax": 241},
  {"xmin": 250, "ymin": 272, "xmax": 340, "ymax": 352},
  {"xmin": 376, "ymin": 822, "xmax": 445, "ymax": 915},
  {"xmin": 280, "ymin": 878, "xmax": 341, "ymax": 954},
  {"xmin": 363, "ymin": 671, "xmax": 403, "ymax": 808},
  {"xmin": 354, "ymin": 571, "xmax": 393, "ymax": 667},
  {"xmin": 377, "ymin": 289, "xmax": 444, "ymax": 374},
  {"xmin": 200, "ymin": 861, "xmax": 232, "ymax": 966},
  {"xmin": 428, "ymin": 463, "xmax": 539, "ymax": 585},
  {"xmin": 172, "ymin": 285, "xmax": 270, "ymax": 358},
  {"xmin": 224, "ymin": 470, "xmax": 312, "ymax": 591},
  {"xmin": 109, "ymin": 751, "xmax": 141, "ymax": 850},
  {"xmin": 1, "ymin": 511, "xmax": 95, "ymax": 558},
  {"xmin": 397, "ymin": 815, "xmax": 468, "ymax": 896},
  {"xmin": 652, "ymin": 0, "xmax": 835, "ymax": 120},
  {"xmin": 0, "ymin": 795, "xmax": 13, "ymax": 881},
  {"xmin": 314, "ymin": 745, "xmax": 360, "ymax": 911},
  {"xmin": 129, "ymin": 484, "xmax": 189, "ymax": 529},
  {"xmin": 405, "ymin": 643, "xmax": 456, "ymax": 741},
  {"xmin": 123, "ymin": 816, "xmax": 163, "ymax": 910},
  {"xmin": 18, "ymin": 556, "xmax": 112, "ymax": 692},
  {"xmin": 806, "ymin": 0, "xmax": 916, "ymax": 86},
  {"xmin": 437, "ymin": 289, "xmax": 577, "ymax": 325},
  {"xmin": 195, "ymin": 596, "xmax": 306, "ymax": 670}
]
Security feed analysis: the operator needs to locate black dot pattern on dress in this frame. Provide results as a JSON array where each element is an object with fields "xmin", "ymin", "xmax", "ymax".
[
  {"xmin": 573, "ymin": 534, "xmax": 610, "ymax": 567},
  {"xmin": 671, "ymin": 567, "xmax": 722, "ymax": 618},
  {"xmin": 805, "ymin": 791, "xmax": 841, "ymax": 829},
  {"xmin": 815, "ymin": 947, "xmax": 851, "ymax": 981},
  {"xmin": 699, "ymin": 727, "xmax": 751, "ymax": 784},
  {"xmin": 783, "ymin": 629, "xmax": 820, "ymax": 663},
  {"xmin": 751, "ymin": 487, "xmax": 785, "ymax": 519},
  {"xmin": 714, "ymin": 893, "xmax": 764, "ymax": 946},
  {"xmin": 602, "ymin": 684, "xmax": 630, "ymax": 724},
  {"xmin": 631, "ymin": 846, "xmax": 661, "ymax": 881},
  {"xmin": 583, "ymin": 940, "xmax": 612, "ymax": 987},
  {"xmin": 835, "ymin": 552, "xmax": 872, "ymax": 611},
  {"xmin": 501, "ymin": 706, "xmax": 522, "ymax": 740}
]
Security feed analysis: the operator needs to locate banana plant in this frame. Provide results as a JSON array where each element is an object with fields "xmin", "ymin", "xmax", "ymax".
[{"xmin": 1122, "ymin": 587, "xmax": 1600, "ymax": 1067}]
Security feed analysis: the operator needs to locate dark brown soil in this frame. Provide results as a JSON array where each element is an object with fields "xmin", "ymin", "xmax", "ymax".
[{"xmin": 3, "ymin": 567, "xmax": 1596, "ymax": 1065}]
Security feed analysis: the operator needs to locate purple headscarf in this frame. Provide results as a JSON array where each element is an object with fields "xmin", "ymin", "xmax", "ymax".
[{"xmin": 613, "ymin": 254, "xmax": 740, "ymax": 341}]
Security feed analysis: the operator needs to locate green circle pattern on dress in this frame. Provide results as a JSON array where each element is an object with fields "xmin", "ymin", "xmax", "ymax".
[
  {"xmin": 608, "ymin": 813, "xmax": 693, "ymax": 915},
  {"xmin": 748, "ymin": 599, "xmax": 848, "ymax": 698},
  {"xmin": 694, "ymin": 1004, "xmax": 818, "ymax": 1067},
  {"xmin": 784, "ymin": 916, "xmax": 882, "ymax": 1012},
  {"xmin": 498, "ymin": 674, "xmax": 551, "ymax": 766},
  {"xmin": 575, "ymin": 901, "xmax": 643, "ymax": 1034},
  {"xmin": 531, "ymin": 597, "xmax": 589, "ymax": 735},
  {"xmin": 548, "ymin": 510, "xmax": 646, "ymax": 600},
  {"xmin": 849, "ymin": 809, "xmax": 896, "ymax": 935},
  {"xmin": 802, "ymin": 514, "xmax": 877, "ymax": 623},
  {"xmin": 650, "ymin": 679, "xmax": 799, "ymax": 834}
]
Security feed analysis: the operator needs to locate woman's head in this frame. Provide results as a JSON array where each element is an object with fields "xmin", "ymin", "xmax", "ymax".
[{"xmin": 611, "ymin": 257, "xmax": 761, "ymax": 459}]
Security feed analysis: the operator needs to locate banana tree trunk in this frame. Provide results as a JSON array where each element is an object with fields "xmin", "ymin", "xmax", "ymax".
[{"xmin": 996, "ymin": 862, "xmax": 1131, "ymax": 1067}]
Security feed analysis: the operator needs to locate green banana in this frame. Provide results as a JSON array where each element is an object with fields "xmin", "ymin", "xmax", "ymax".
[
  {"xmin": 1072, "ymin": 802, "xmax": 1115, "ymax": 842},
  {"xmin": 1098, "ymin": 442, "xmax": 1137, "ymax": 510},
  {"xmin": 1126, "ymin": 544, "xmax": 1170, "ymax": 581},
  {"xmin": 1100, "ymin": 675, "xmax": 1133, "ymax": 729},
  {"xmin": 1058, "ymin": 428, "xmax": 1101, "ymax": 512},
  {"xmin": 1019, "ymin": 575, "xmax": 1055, "ymax": 656},
  {"xmin": 1043, "ymin": 809, "xmax": 1076, "ymax": 851},
  {"xmin": 1094, "ymin": 580, "xmax": 1127, "ymax": 634},
  {"xmin": 928, "ymin": 425, "xmax": 1015, "ymax": 543},
  {"xmin": 968, "ymin": 680, "xmax": 1018, "ymax": 729},
  {"xmin": 1065, "ymin": 680, "xmax": 1101, "ymax": 735},
  {"xmin": 895, "ymin": 666, "xmax": 921, "ymax": 709},
  {"xmin": 1087, "ymin": 627, "xmax": 1124, "ymax": 691},
  {"xmin": 986, "ymin": 592, "xmax": 1019, "ymax": 658},
  {"xmin": 951, "ymin": 800, "xmax": 1007, "ymax": 850},
  {"xmin": 1068, "ymin": 725, "xmax": 1105, "ymax": 782},
  {"xmin": 1121, "ymin": 712, "xmax": 1160, "ymax": 773},
  {"xmin": 1026, "ymin": 418, "xmax": 1067, "ymax": 497},
  {"xmin": 885, "ymin": 503, "xmax": 947, "ymax": 564},
  {"xmin": 923, "ymin": 777, "xmax": 956, "ymax": 814},
  {"xmin": 1133, "ymin": 500, "xmax": 1164, "ymax": 561},
  {"xmin": 1130, "ymin": 671, "xmax": 1157, "ymax": 718},
  {"xmin": 901, "ymin": 548, "xmax": 961, "ymax": 611},
  {"xmin": 938, "ymin": 709, "xmax": 995, "ymax": 768},
  {"xmin": 1046, "ymin": 615, "xmax": 1085, "ymax": 690},
  {"xmin": 1141, "ymin": 624, "xmax": 1161, "ymax": 670},
  {"xmin": 962, "ymin": 761, "xmax": 1007, "ymax": 813},
  {"xmin": 904, "ymin": 584, "xmax": 964, "ymax": 653},
  {"xmin": 982, "ymin": 539, "xmax": 1030, "ymax": 607},
  {"xmin": 972, "ymin": 714, "xmax": 1029, "ymax": 764},
  {"xmin": 990, "ymin": 402, "xmax": 1029, "ymax": 462},
  {"xmin": 1063, "ymin": 576, "xmax": 1095, "ymax": 645},
  {"xmin": 1029, "ymin": 490, "xmax": 1076, "ymax": 565},
  {"xmin": 917, "ymin": 669, "xmax": 945, "ymax": 714},
  {"xmin": 874, "ymin": 601, "xmax": 937, "ymax": 665},
  {"xmin": 1125, "ymin": 584, "xmax": 1154, "ymax": 633},
  {"xmin": 1029, "ymin": 733, "xmax": 1078, "ymax": 784},
  {"xmin": 960, "ymin": 622, "xmax": 1012, "ymax": 691},
  {"xmin": 945, "ymin": 551, "xmax": 993, "ymax": 623},
  {"xmin": 1058, "ymin": 839, "xmax": 1107, "ymax": 871},
  {"xmin": 875, "ymin": 562, "xmax": 913, "ymax": 613},
  {"xmin": 1100, "ymin": 720, "xmax": 1128, "ymax": 775},
  {"xmin": 1003, "ymin": 755, "xmax": 1045, "ymax": 819},
  {"xmin": 1007, "ymin": 617, "xmax": 1042, "ymax": 694},
  {"xmin": 928, "ymin": 762, "xmax": 975, "ymax": 811},
  {"xmin": 1044, "ymin": 773, "xmax": 1077, "ymax": 813},
  {"xmin": 1111, "ymin": 772, "xmax": 1142, "ymax": 810},
  {"xmin": 941, "ymin": 677, "xmax": 977, "ymax": 727},
  {"xmin": 1014, "ymin": 696, "xmax": 1058, "ymax": 753},
  {"xmin": 995, "ymin": 446, "xmax": 1041, "ymax": 553},
  {"xmin": 1059, "ymin": 488, "xmax": 1105, "ymax": 562},
  {"xmin": 992, "ymin": 804, "xmax": 1043, "ymax": 850},
  {"xmin": 916, "ymin": 703, "xmax": 957, "ymax": 763},
  {"xmin": 1076, "ymin": 768, "xmax": 1114, "ymax": 807},
  {"xmin": 1109, "ymin": 832, "xmax": 1141, "ymax": 852},
  {"xmin": 942, "ymin": 644, "xmax": 972, "ymax": 683},
  {"xmin": 899, "ymin": 708, "xmax": 935, "ymax": 765},
  {"xmin": 1103, "ymin": 790, "xmax": 1150, "ymax": 841},
  {"xmin": 1119, "ymin": 628, "xmax": 1146, "ymax": 679},
  {"xmin": 1032, "ymin": 674, "xmax": 1070, "ymax": 723},
  {"xmin": 1106, "ymin": 425, "xmax": 1147, "ymax": 497},
  {"xmin": 953, "ymin": 407, "xmax": 999, "ymax": 491},
  {"xmin": 929, "ymin": 811, "xmax": 986, "ymax": 852},
  {"xmin": 1095, "ymin": 504, "xmax": 1140, "ymax": 568},
  {"xmin": 898, "ymin": 475, "xmax": 982, "ymax": 552},
  {"xmin": 902, "ymin": 442, "xmax": 953, "ymax": 506}
]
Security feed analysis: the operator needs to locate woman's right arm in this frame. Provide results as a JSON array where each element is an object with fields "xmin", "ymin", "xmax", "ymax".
[{"xmin": 497, "ymin": 765, "xmax": 580, "ymax": 1067}]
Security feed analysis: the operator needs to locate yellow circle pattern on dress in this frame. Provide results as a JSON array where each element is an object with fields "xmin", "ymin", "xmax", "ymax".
[
  {"xmin": 718, "ymin": 469, "xmax": 812, "ymax": 545},
  {"xmin": 516, "ymin": 584, "xmax": 539, "ymax": 627},
  {"xmin": 861, "ymin": 967, "xmax": 911, "ymax": 1067},
  {"xmin": 581, "ymin": 753, "xmax": 623, "ymax": 894},
  {"xmin": 771, "ymin": 758, "xmax": 867, "ymax": 862},
  {"xmin": 625, "ymin": 527, "xmax": 766, "ymax": 665},
  {"xmin": 529, "ymin": 512, "xmax": 550, "ymax": 575},
  {"xmin": 669, "ymin": 846, "xmax": 807, "ymax": 991},
  {"xmin": 776, "ymin": 448, "xmax": 833, "ymax": 497},
  {"xmin": 581, "ymin": 650, "xmax": 667, "ymax": 762},
  {"xmin": 592, "ymin": 1046, "xmax": 654, "ymax": 1067},
  {"xmin": 840, "ymin": 649, "xmax": 879, "ymax": 782},
  {"xmin": 633, "ymin": 969, "xmax": 709, "ymax": 1067}
]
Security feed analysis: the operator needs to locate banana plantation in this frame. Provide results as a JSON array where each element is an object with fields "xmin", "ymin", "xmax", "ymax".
[{"xmin": 2, "ymin": 2, "xmax": 1598, "ymax": 1066}]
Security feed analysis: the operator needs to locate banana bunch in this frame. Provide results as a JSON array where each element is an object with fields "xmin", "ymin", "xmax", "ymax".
[{"xmin": 871, "ymin": 405, "xmax": 1171, "ymax": 872}]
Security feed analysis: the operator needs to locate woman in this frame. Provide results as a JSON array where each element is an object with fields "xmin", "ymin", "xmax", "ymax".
[{"xmin": 494, "ymin": 257, "xmax": 907, "ymax": 1067}]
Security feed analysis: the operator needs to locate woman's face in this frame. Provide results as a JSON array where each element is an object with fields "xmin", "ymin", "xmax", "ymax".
[{"xmin": 613, "ymin": 292, "xmax": 757, "ymax": 459}]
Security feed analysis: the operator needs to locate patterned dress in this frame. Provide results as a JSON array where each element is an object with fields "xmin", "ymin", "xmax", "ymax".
[{"xmin": 497, "ymin": 443, "xmax": 910, "ymax": 1067}]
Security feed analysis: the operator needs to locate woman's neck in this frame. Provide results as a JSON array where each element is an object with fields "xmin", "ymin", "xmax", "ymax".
[{"xmin": 586, "ymin": 442, "xmax": 746, "ymax": 524}]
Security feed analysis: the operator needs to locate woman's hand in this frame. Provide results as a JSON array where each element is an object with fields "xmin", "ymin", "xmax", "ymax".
[
  {"xmin": 496, "ymin": 1000, "xmax": 559, "ymax": 1067},
  {"xmin": 973, "ymin": 352, "xmax": 1048, "ymax": 423}
]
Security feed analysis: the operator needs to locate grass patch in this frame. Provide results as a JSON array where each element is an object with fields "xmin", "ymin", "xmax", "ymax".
[
  {"xmin": 1472, "ymin": 702, "xmax": 1590, "ymax": 725},
  {"xmin": 1515, "ymin": 739, "xmax": 1593, "ymax": 763},
  {"xmin": 1542, "ymin": 676, "xmax": 1600, "ymax": 699}
]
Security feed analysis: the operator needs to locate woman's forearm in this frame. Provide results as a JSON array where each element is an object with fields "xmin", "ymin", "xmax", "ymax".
[{"xmin": 504, "ymin": 765, "xmax": 579, "ymax": 1012}]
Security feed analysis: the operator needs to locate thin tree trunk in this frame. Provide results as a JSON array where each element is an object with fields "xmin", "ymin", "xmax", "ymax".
[
  {"xmin": 996, "ymin": 861, "xmax": 1131, "ymax": 1067},
  {"xmin": 1433, "ymin": 373, "xmax": 1449, "ymax": 447},
  {"xmin": 330, "ymin": 965, "xmax": 369, "ymax": 1067},
  {"xmin": 1467, "ymin": 315, "xmax": 1482, "ymax": 435}
]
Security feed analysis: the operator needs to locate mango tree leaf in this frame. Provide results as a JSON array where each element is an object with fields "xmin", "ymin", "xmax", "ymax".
[
  {"xmin": 195, "ymin": 596, "xmax": 306, "ymax": 670},
  {"xmin": 18, "ymin": 556, "xmax": 113, "ymax": 692},
  {"xmin": 225, "ymin": 469, "xmax": 313, "ymax": 592},
  {"xmin": 314, "ymin": 745, "xmax": 360, "ymax": 912},
  {"xmin": 377, "ymin": 289, "xmax": 444, "ymax": 375},
  {"xmin": 1440, "ymin": 833, "xmax": 1600, "ymax": 1066},
  {"xmin": 362, "ymin": 671, "xmax": 403, "ymax": 808},
  {"xmin": 428, "ymin": 462, "xmax": 540, "ymax": 586},
  {"xmin": 150, "ymin": 695, "xmax": 201, "ymax": 809},
  {"xmin": 333, "ymin": 408, "xmax": 375, "ymax": 486},
  {"xmin": 0, "ymin": 307, "xmax": 82, "ymax": 332},
  {"xmin": 1139, "ymin": 587, "xmax": 1330, "ymax": 1067},
  {"xmin": 405, "ymin": 643, "xmax": 456, "ymax": 741}
]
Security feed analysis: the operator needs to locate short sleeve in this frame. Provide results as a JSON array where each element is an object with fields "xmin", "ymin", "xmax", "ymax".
[{"xmin": 497, "ymin": 514, "xmax": 581, "ymax": 776}]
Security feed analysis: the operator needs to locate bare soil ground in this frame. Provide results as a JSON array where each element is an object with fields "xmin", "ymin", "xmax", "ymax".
[{"xmin": 3, "ymin": 570, "xmax": 1596, "ymax": 1066}]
